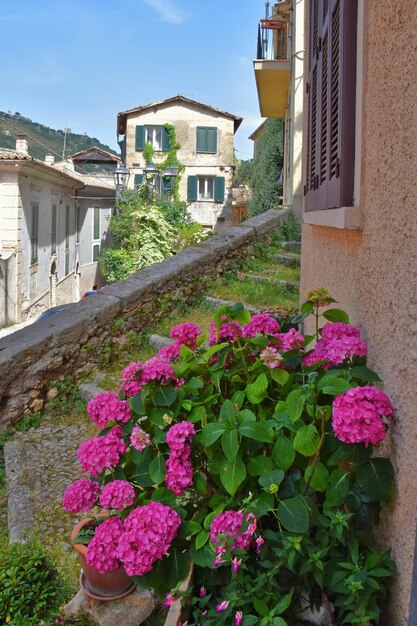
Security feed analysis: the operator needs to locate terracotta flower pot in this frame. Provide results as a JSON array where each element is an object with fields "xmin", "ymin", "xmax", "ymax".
[{"xmin": 71, "ymin": 517, "xmax": 134, "ymax": 600}]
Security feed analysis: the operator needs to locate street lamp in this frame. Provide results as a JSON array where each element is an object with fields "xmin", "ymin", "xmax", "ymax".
[
  {"xmin": 161, "ymin": 164, "xmax": 180, "ymax": 197},
  {"xmin": 143, "ymin": 161, "xmax": 160, "ymax": 197},
  {"xmin": 113, "ymin": 164, "xmax": 130, "ymax": 198}
]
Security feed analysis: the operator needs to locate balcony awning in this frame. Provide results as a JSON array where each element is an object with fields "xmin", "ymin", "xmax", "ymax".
[{"xmin": 253, "ymin": 59, "xmax": 290, "ymax": 118}]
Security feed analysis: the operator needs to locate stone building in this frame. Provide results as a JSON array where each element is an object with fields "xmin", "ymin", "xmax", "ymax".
[
  {"xmin": 116, "ymin": 95, "xmax": 243, "ymax": 229},
  {"xmin": 0, "ymin": 137, "xmax": 115, "ymax": 325}
]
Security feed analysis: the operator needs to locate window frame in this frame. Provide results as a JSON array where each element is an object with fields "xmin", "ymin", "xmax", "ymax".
[
  {"xmin": 51, "ymin": 203, "xmax": 57, "ymax": 254},
  {"xmin": 196, "ymin": 126, "xmax": 218, "ymax": 154},
  {"xmin": 75, "ymin": 205, "xmax": 81, "ymax": 244},
  {"xmin": 92, "ymin": 205, "xmax": 101, "ymax": 262},
  {"xmin": 30, "ymin": 202, "xmax": 39, "ymax": 264},
  {"xmin": 197, "ymin": 176, "xmax": 215, "ymax": 201},
  {"xmin": 145, "ymin": 126, "xmax": 163, "ymax": 151}
]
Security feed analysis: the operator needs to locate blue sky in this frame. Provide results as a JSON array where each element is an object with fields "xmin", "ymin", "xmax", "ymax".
[{"xmin": 0, "ymin": 0, "xmax": 265, "ymax": 159}]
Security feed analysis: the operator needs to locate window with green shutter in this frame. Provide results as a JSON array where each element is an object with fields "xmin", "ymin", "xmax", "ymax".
[
  {"xmin": 187, "ymin": 176, "xmax": 198, "ymax": 201},
  {"xmin": 214, "ymin": 177, "xmax": 225, "ymax": 202},
  {"xmin": 134, "ymin": 174, "xmax": 144, "ymax": 189},
  {"xmin": 31, "ymin": 203, "xmax": 39, "ymax": 263},
  {"xmin": 51, "ymin": 204, "xmax": 57, "ymax": 254},
  {"xmin": 135, "ymin": 126, "xmax": 145, "ymax": 151},
  {"xmin": 196, "ymin": 127, "xmax": 218, "ymax": 153}
]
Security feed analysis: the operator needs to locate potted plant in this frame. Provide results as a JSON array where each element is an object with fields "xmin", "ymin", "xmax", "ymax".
[{"xmin": 63, "ymin": 289, "xmax": 395, "ymax": 623}]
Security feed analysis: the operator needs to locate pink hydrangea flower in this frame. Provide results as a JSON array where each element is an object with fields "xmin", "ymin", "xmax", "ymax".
[
  {"xmin": 304, "ymin": 322, "xmax": 367, "ymax": 367},
  {"xmin": 99, "ymin": 480, "xmax": 135, "ymax": 510},
  {"xmin": 210, "ymin": 510, "xmax": 256, "ymax": 552},
  {"xmin": 209, "ymin": 317, "xmax": 242, "ymax": 345},
  {"xmin": 77, "ymin": 426, "xmax": 126, "ymax": 477},
  {"xmin": 278, "ymin": 328, "xmax": 305, "ymax": 351},
  {"xmin": 86, "ymin": 516, "xmax": 124, "ymax": 573},
  {"xmin": 165, "ymin": 421, "xmax": 196, "ymax": 495},
  {"xmin": 62, "ymin": 478, "xmax": 100, "ymax": 513},
  {"xmin": 260, "ymin": 346, "xmax": 283, "ymax": 369},
  {"xmin": 242, "ymin": 314, "xmax": 280, "ymax": 338},
  {"xmin": 332, "ymin": 386, "xmax": 394, "ymax": 447},
  {"xmin": 156, "ymin": 342, "xmax": 181, "ymax": 362},
  {"xmin": 130, "ymin": 425, "xmax": 151, "ymax": 451},
  {"xmin": 87, "ymin": 392, "xmax": 131, "ymax": 428},
  {"xmin": 142, "ymin": 358, "xmax": 177, "ymax": 386},
  {"xmin": 117, "ymin": 502, "xmax": 181, "ymax": 576},
  {"xmin": 121, "ymin": 361, "xmax": 143, "ymax": 397},
  {"xmin": 170, "ymin": 322, "xmax": 201, "ymax": 348}
]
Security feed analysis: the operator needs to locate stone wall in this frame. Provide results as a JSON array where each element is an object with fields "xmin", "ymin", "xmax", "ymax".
[{"xmin": 0, "ymin": 209, "xmax": 290, "ymax": 429}]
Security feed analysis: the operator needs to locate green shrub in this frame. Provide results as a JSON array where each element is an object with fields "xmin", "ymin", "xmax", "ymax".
[{"xmin": 0, "ymin": 537, "xmax": 64, "ymax": 625}]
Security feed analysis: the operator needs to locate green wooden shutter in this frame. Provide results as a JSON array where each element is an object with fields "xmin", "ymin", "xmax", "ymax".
[
  {"xmin": 162, "ymin": 128, "xmax": 170, "ymax": 151},
  {"xmin": 187, "ymin": 176, "xmax": 198, "ymax": 201},
  {"xmin": 135, "ymin": 126, "xmax": 145, "ymax": 151},
  {"xmin": 196, "ymin": 127, "xmax": 206, "ymax": 152},
  {"xmin": 214, "ymin": 177, "xmax": 225, "ymax": 202},
  {"xmin": 207, "ymin": 128, "xmax": 217, "ymax": 153},
  {"xmin": 134, "ymin": 173, "xmax": 144, "ymax": 189}
]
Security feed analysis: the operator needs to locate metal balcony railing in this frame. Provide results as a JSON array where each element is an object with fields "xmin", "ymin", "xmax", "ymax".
[{"xmin": 256, "ymin": 16, "xmax": 289, "ymax": 61}]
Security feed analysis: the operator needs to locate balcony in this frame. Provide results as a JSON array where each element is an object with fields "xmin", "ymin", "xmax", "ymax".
[{"xmin": 253, "ymin": 4, "xmax": 291, "ymax": 118}]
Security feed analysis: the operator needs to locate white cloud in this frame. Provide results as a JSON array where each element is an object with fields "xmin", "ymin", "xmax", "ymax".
[{"xmin": 143, "ymin": 0, "xmax": 186, "ymax": 24}]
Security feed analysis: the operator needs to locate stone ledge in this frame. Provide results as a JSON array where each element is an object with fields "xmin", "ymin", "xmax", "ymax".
[{"xmin": 64, "ymin": 587, "xmax": 155, "ymax": 626}]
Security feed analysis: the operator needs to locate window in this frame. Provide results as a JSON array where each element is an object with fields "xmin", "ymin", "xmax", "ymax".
[
  {"xmin": 64, "ymin": 252, "xmax": 70, "ymax": 276},
  {"xmin": 75, "ymin": 205, "xmax": 81, "ymax": 244},
  {"xmin": 92, "ymin": 205, "xmax": 101, "ymax": 262},
  {"xmin": 135, "ymin": 125, "xmax": 170, "ymax": 151},
  {"xmin": 196, "ymin": 127, "xmax": 217, "ymax": 153},
  {"xmin": 51, "ymin": 204, "xmax": 57, "ymax": 254},
  {"xmin": 187, "ymin": 176, "xmax": 225, "ymax": 203},
  {"xmin": 65, "ymin": 204, "xmax": 70, "ymax": 249},
  {"xmin": 31, "ymin": 203, "xmax": 39, "ymax": 263},
  {"xmin": 305, "ymin": 0, "xmax": 357, "ymax": 211}
]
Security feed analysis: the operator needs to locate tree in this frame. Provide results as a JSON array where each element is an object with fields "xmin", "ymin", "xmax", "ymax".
[{"xmin": 248, "ymin": 118, "xmax": 284, "ymax": 216}]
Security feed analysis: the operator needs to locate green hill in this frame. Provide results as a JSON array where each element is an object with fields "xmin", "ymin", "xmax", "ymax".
[{"xmin": 0, "ymin": 111, "xmax": 119, "ymax": 169}]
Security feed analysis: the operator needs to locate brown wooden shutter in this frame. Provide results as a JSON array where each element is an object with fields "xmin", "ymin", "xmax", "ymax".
[{"xmin": 305, "ymin": 0, "xmax": 357, "ymax": 211}]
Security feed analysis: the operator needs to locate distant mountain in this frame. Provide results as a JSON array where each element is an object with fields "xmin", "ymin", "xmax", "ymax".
[{"xmin": 0, "ymin": 111, "xmax": 119, "ymax": 170}]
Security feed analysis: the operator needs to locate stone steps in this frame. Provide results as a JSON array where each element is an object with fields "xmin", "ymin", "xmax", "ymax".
[
  {"xmin": 272, "ymin": 253, "xmax": 300, "ymax": 268},
  {"xmin": 282, "ymin": 240, "xmax": 301, "ymax": 253},
  {"xmin": 204, "ymin": 295, "xmax": 261, "ymax": 314},
  {"xmin": 149, "ymin": 333, "xmax": 175, "ymax": 351},
  {"xmin": 244, "ymin": 273, "xmax": 299, "ymax": 291}
]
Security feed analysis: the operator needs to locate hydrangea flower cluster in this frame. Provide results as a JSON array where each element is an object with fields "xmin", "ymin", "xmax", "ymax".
[
  {"xmin": 209, "ymin": 316, "xmax": 242, "ymax": 345},
  {"xmin": 77, "ymin": 426, "xmax": 126, "ymax": 477},
  {"xmin": 116, "ymin": 502, "xmax": 181, "ymax": 576},
  {"xmin": 121, "ymin": 357, "xmax": 180, "ymax": 397},
  {"xmin": 130, "ymin": 425, "xmax": 151, "ymax": 451},
  {"xmin": 63, "ymin": 478, "xmax": 100, "ymax": 513},
  {"xmin": 169, "ymin": 322, "xmax": 201, "ymax": 348},
  {"xmin": 242, "ymin": 314, "xmax": 280, "ymax": 338},
  {"xmin": 121, "ymin": 360, "xmax": 143, "ymax": 397},
  {"xmin": 87, "ymin": 392, "xmax": 131, "ymax": 428},
  {"xmin": 304, "ymin": 322, "xmax": 368, "ymax": 367},
  {"xmin": 165, "ymin": 421, "xmax": 196, "ymax": 495},
  {"xmin": 332, "ymin": 385, "xmax": 394, "ymax": 446},
  {"xmin": 155, "ymin": 342, "xmax": 181, "ymax": 363},
  {"xmin": 99, "ymin": 480, "xmax": 135, "ymax": 510},
  {"xmin": 278, "ymin": 328, "xmax": 305, "ymax": 351},
  {"xmin": 86, "ymin": 516, "xmax": 124, "ymax": 573},
  {"xmin": 210, "ymin": 510, "xmax": 257, "ymax": 553},
  {"xmin": 260, "ymin": 346, "xmax": 283, "ymax": 369}
]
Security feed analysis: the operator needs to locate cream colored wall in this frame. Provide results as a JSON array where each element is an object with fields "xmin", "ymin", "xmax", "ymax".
[
  {"xmin": 124, "ymin": 101, "xmax": 236, "ymax": 227},
  {"xmin": 300, "ymin": 2, "xmax": 417, "ymax": 623}
]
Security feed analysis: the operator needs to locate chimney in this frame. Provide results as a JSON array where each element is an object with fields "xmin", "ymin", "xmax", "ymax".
[
  {"xmin": 45, "ymin": 154, "xmax": 55, "ymax": 165},
  {"xmin": 16, "ymin": 134, "xmax": 29, "ymax": 155}
]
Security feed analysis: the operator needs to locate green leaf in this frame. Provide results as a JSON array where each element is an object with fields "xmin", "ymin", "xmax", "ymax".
[
  {"xmin": 238, "ymin": 408, "xmax": 257, "ymax": 424},
  {"xmin": 242, "ymin": 616, "xmax": 259, "ymax": 626},
  {"xmin": 286, "ymin": 389, "xmax": 306, "ymax": 421},
  {"xmin": 305, "ymin": 462, "xmax": 329, "ymax": 491},
  {"xmin": 253, "ymin": 373, "xmax": 268, "ymax": 395},
  {"xmin": 356, "ymin": 458, "xmax": 394, "ymax": 502},
  {"xmin": 153, "ymin": 385, "xmax": 177, "ymax": 407},
  {"xmin": 181, "ymin": 399, "xmax": 193, "ymax": 411},
  {"xmin": 272, "ymin": 619, "xmax": 287, "ymax": 626},
  {"xmin": 326, "ymin": 469, "xmax": 350, "ymax": 506},
  {"xmin": 202, "ymin": 423, "xmax": 225, "ymax": 446},
  {"xmin": 273, "ymin": 593, "xmax": 292, "ymax": 615},
  {"xmin": 193, "ymin": 472, "xmax": 207, "ymax": 494},
  {"xmin": 277, "ymin": 497, "xmax": 309, "ymax": 533},
  {"xmin": 351, "ymin": 366, "xmax": 381, "ymax": 382},
  {"xmin": 179, "ymin": 344, "xmax": 194, "ymax": 359},
  {"xmin": 317, "ymin": 375, "xmax": 351, "ymax": 395},
  {"xmin": 293, "ymin": 424, "xmax": 320, "ymax": 456},
  {"xmin": 221, "ymin": 428, "xmax": 239, "ymax": 461},
  {"xmin": 270, "ymin": 369, "xmax": 290, "ymax": 386},
  {"xmin": 189, "ymin": 405, "xmax": 206, "ymax": 424},
  {"xmin": 149, "ymin": 455, "xmax": 166, "ymax": 485},
  {"xmin": 190, "ymin": 544, "xmax": 214, "ymax": 568},
  {"xmin": 259, "ymin": 469, "xmax": 285, "ymax": 493},
  {"xmin": 248, "ymin": 455, "xmax": 273, "ymax": 477},
  {"xmin": 131, "ymin": 389, "xmax": 149, "ymax": 416},
  {"xmin": 195, "ymin": 530, "xmax": 210, "ymax": 550},
  {"xmin": 220, "ymin": 454, "xmax": 246, "ymax": 496},
  {"xmin": 134, "ymin": 546, "xmax": 190, "ymax": 597},
  {"xmin": 239, "ymin": 421, "xmax": 273, "ymax": 443},
  {"xmin": 220, "ymin": 399, "xmax": 237, "ymax": 425},
  {"xmin": 204, "ymin": 342, "xmax": 229, "ymax": 359},
  {"xmin": 272, "ymin": 436, "xmax": 295, "ymax": 471},
  {"xmin": 253, "ymin": 598, "xmax": 269, "ymax": 617},
  {"xmin": 150, "ymin": 486, "xmax": 177, "ymax": 506},
  {"xmin": 322, "ymin": 308, "xmax": 350, "ymax": 323}
]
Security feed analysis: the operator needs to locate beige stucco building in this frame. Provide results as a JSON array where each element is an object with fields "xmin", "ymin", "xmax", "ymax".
[
  {"xmin": 253, "ymin": 0, "xmax": 304, "ymax": 220},
  {"xmin": 299, "ymin": 1, "xmax": 417, "ymax": 623},
  {"xmin": 0, "ymin": 138, "xmax": 115, "ymax": 325},
  {"xmin": 117, "ymin": 95, "xmax": 243, "ymax": 229}
]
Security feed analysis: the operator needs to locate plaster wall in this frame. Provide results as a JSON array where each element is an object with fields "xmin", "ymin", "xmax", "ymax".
[
  {"xmin": 123, "ymin": 101, "xmax": 236, "ymax": 228},
  {"xmin": 300, "ymin": 2, "xmax": 417, "ymax": 622}
]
